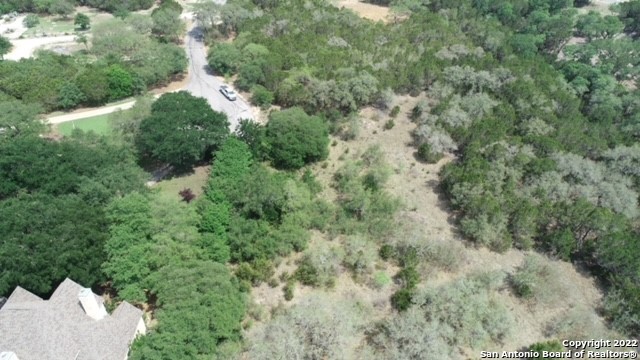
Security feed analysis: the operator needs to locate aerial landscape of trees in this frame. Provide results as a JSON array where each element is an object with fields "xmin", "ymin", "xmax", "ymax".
[{"xmin": 1, "ymin": 0, "xmax": 639, "ymax": 358}]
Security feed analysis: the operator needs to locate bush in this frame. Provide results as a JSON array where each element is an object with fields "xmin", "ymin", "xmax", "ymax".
[
  {"xmin": 235, "ymin": 259, "xmax": 275, "ymax": 286},
  {"xmin": 394, "ymin": 266, "xmax": 419, "ymax": 288},
  {"xmin": 372, "ymin": 271, "xmax": 391, "ymax": 289},
  {"xmin": 416, "ymin": 142, "xmax": 443, "ymax": 164},
  {"xmin": 379, "ymin": 244, "xmax": 395, "ymax": 261},
  {"xmin": 283, "ymin": 281, "xmax": 295, "ymax": 301},
  {"xmin": 414, "ymin": 273, "xmax": 513, "ymax": 348},
  {"xmin": 295, "ymin": 244, "xmax": 342, "ymax": 287},
  {"xmin": 510, "ymin": 254, "xmax": 570, "ymax": 306},
  {"xmin": 391, "ymin": 288, "xmax": 414, "ymax": 311},
  {"xmin": 384, "ymin": 119, "xmax": 395, "ymax": 130},
  {"xmin": 250, "ymin": 85, "xmax": 274, "ymax": 109},
  {"xmin": 389, "ymin": 105, "xmax": 400, "ymax": 118},
  {"xmin": 527, "ymin": 341, "xmax": 565, "ymax": 359},
  {"xmin": 343, "ymin": 235, "xmax": 377, "ymax": 278},
  {"xmin": 23, "ymin": 14, "xmax": 40, "ymax": 28}
]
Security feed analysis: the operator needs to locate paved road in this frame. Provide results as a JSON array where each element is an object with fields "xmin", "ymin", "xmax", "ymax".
[
  {"xmin": 47, "ymin": 99, "xmax": 138, "ymax": 124},
  {"xmin": 183, "ymin": 18, "xmax": 254, "ymax": 131},
  {"xmin": 47, "ymin": 11, "xmax": 255, "ymax": 131}
]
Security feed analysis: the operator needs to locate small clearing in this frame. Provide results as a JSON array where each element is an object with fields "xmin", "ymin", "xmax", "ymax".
[
  {"xmin": 333, "ymin": 0, "xmax": 390, "ymax": 22},
  {"xmin": 154, "ymin": 166, "xmax": 211, "ymax": 201}
]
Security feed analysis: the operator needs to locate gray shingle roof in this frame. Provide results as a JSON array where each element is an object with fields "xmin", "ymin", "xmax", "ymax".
[{"xmin": 0, "ymin": 278, "xmax": 144, "ymax": 360}]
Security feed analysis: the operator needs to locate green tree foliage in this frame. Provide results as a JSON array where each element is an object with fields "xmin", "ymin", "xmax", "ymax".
[
  {"xmin": 74, "ymin": 12, "xmax": 90, "ymax": 30},
  {"xmin": 0, "ymin": 133, "xmax": 145, "ymax": 201},
  {"xmin": 0, "ymin": 19, "xmax": 185, "ymax": 111},
  {"xmin": 618, "ymin": 0, "xmax": 640, "ymax": 35},
  {"xmin": 198, "ymin": 138, "xmax": 252, "ymax": 261},
  {"xmin": 57, "ymin": 81, "xmax": 86, "ymax": 109},
  {"xmin": 102, "ymin": 192, "xmax": 153, "ymax": 302},
  {"xmin": 207, "ymin": 43, "xmax": 241, "ymax": 76},
  {"xmin": 575, "ymin": 11, "xmax": 623, "ymax": 40},
  {"xmin": 151, "ymin": 6, "xmax": 185, "ymax": 43},
  {"xmin": 130, "ymin": 261, "xmax": 246, "ymax": 359},
  {"xmin": 250, "ymin": 85, "xmax": 274, "ymax": 109},
  {"xmin": 105, "ymin": 64, "xmax": 135, "ymax": 100},
  {"xmin": 0, "ymin": 193, "xmax": 108, "ymax": 296},
  {"xmin": 0, "ymin": 100, "xmax": 44, "ymax": 139},
  {"xmin": 136, "ymin": 91, "xmax": 229, "ymax": 170},
  {"xmin": 0, "ymin": 36, "xmax": 12, "ymax": 60},
  {"xmin": 332, "ymin": 146, "xmax": 400, "ymax": 239},
  {"xmin": 84, "ymin": 0, "xmax": 155, "ymax": 13},
  {"xmin": 265, "ymin": 107, "xmax": 329, "ymax": 169}
]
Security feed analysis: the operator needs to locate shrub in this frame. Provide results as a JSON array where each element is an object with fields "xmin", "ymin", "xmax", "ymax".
[
  {"xmin": 414, "ymin": 273, "xmax": 513, "ymax": 348},
  {"xmin": 416, "ymin": 142, "xmax": 444, "ymax": 164},
  {"xmin": 379, "ymin": 244, "xmax": 395, "ymax": 261},
  {"xmin": 372, "ymin": 271, "xmax": 391, "ymax": 289},
  {"xmin": 23, "ymin": 14, "xmax": 40, "ymax": 28},
  {"xmin": 178, "ymin": 188, "xmax": 195, "ymax": 203},
  {"xmin": 295, "ymin": 244, "xmax": 342, "ymax": 287},
  {"xmin": 235, "ymin": 259, "xmax": 275, "ymax": 286},
  {"xmin": 527, "ymin": 340, "xmax": 565, "ymax": 359},
  {"xmin": 250, "ymin": 85, "xmax": 274, "ymax": 109},
  {"xmin": 391, "ymin": 288, "xmax": 414, "ymax": 311},
  {"xmin": 384, "ymin": 119, "xmax": 395, "ymax": 130},
  {"xmin": 283, "ymin": 281, "xmax": 295, "ymax": 301},
  {"xmin": 394, "ymin": 266, "xmax": 419, "ymax": 288},
  {"xmin": 510, "ymin": 254, "xmax": 562, "ymax": 303},
  {"xmin": 207, "ymin": 43, "xmax": 241, "ymax": 76},
  {"xmin": 389, "ymin": 105, "xmax": 400, "ymax": 118},
  {"xmin": 343, "ymin": 235, "xmax": 377, "ymax": 278}
]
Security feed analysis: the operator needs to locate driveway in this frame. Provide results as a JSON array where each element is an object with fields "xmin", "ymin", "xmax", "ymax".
[{"xmin": 183, "ymin": 18, "xmax": 254, "ymax": 131}]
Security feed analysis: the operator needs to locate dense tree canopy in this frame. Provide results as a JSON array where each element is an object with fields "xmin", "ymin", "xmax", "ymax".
[
  {"xmin": 265, "ymin": 107, "xmax": 329, "ymax": 169},
  {"xmin": 0, "ymin": 193, "xmax": 108, "ymax": 296},
  {"xmin": 136, "ymin": 91, "xmax": 230, "ymax": 170}
]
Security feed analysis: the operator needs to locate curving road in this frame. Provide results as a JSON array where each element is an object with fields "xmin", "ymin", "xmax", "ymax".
[{"xmin": 183, "ymin": 18, "xmax": 254, "ymax": 131}]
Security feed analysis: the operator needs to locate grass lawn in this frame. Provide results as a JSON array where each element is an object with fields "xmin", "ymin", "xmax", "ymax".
[
  {"xmin": 155, "ymin": 166, "xmax": 211, "ymax": 202},
  {"xmin": 56, "ymin": 113, "xmax": 111, "ymax": 136},
  {"xmin": 23, "ymin": 16, "xmax": 76, "ymax": 37},
  {"xmin": 22, "ymin": 9, "xmax": 113, "ymax": 37}
]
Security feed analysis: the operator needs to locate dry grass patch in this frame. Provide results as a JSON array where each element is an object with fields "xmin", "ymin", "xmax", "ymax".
[{"xmin": 333, "ymin": 0, "xmax": 391, "ymax": 22}]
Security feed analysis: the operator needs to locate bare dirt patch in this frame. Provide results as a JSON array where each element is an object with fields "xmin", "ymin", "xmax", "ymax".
[{"xmin": 333, "ymin": 0, "xmax": 391, "ymax": 22}]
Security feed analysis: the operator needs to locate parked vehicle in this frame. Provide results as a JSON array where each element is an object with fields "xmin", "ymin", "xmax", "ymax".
[{"xmin": 219, "ymin": 85, "xmax": 237, "ymax": 101}]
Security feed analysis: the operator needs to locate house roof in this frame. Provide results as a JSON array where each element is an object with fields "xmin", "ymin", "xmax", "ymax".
[{"xmin": 0, "ymin": 278, "xmax": 144, "ymax": 360}]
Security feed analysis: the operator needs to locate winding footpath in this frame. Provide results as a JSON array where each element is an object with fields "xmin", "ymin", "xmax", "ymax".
[{"xmin": 47, "ymin": 9, "xmax": 254, "ymax": 131}]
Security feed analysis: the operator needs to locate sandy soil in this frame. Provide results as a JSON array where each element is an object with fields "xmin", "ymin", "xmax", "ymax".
[
  {"xmin": 5, "ymin": 35, "xmax": 76, "ymax": 60},
  {"xmin": 0, "ymin": 15, "xmax": 27, "ymax": 39},
  {"xmin": 334, "ymin": 0, "xmax": 390, "ymax": 22}
]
